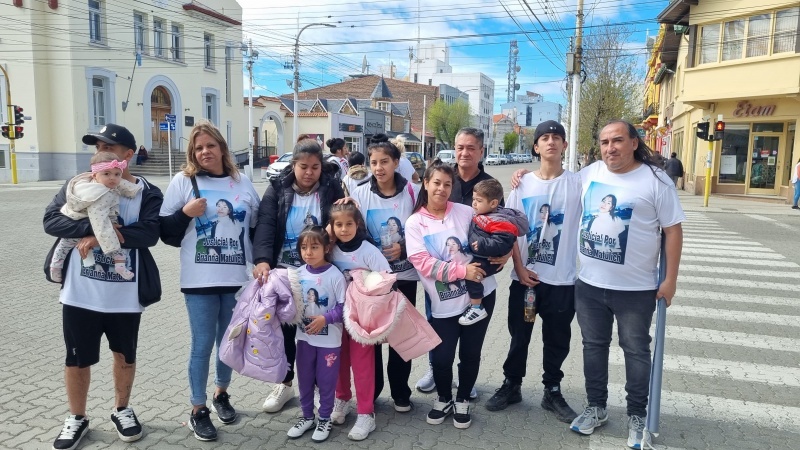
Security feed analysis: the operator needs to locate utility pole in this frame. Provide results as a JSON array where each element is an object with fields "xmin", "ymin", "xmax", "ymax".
[
  {"xmin": 292, "ymin": 23, "xmax": 336, "ymax": 144},
  {"xmin": 421, "ymin": 94, "xmax": 427, "ymax": 158},
  {"xmin": 242, "ymin": 39, "xmax": 258, "ymax": 177},
  {"xmin": 567, "ymin": 0, "xmax": 584, "ymax": 172},
  {"xmin": 0, "ymin": 65, "xmax": 18, "ymax": 184}
]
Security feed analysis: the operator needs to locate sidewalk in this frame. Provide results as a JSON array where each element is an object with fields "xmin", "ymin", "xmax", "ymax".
[{"xmin": 677, "ymin": 190, "xmax": 797, "ymax": 216}]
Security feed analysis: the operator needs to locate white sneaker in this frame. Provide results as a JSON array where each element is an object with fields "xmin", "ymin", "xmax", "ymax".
[
  {"xmin": 415, "ymin": 366, "xmax": 436, "ymax": 393},
  {"xmin": 287, "ymin": 416, "xmax": 315, "ymax": 439},
  {"xmin": 454, "ymin": 378, "xmax": 479, "ymax": 400},
  {"xmin": 262, "ymin": 383, "xmax": 294, "ymax": 413},
  {"xmin": 347, "ymin": 413, "xmax": 376, "ymax": 441},
  {"xmin": 312, "ymin": 418, "xmax": 332, "ymax": 442},
  {"xmin": 330, "ymin": 398, "xmax": 350, "ymax": 425},
  {"xmin": 458, "ymin": 306, "xmax": 488, "ymax": 326}
]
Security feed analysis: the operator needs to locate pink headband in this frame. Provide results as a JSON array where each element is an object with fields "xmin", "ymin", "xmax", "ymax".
[{"xmin": 91, "ymin": 159, "xmax": 127, "ymax": 173}]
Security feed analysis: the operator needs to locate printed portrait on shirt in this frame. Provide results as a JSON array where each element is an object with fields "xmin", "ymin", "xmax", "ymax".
[
  {"xmin": 579, "ymin": 182, "xmax": 634, "ymax": 265},
  {"xmin": 192, "ymin": 190, "xmax": 247, "ymax": 265},
  {"xmin": 423, "ymin": 231, "xmax": 471, "ymax": 301},
  {"xmin": 521, "ymin": 195, "xmax": 565, "ymax": 266},
  {"xmin": 280, "ymin": 193, "xmax": 322, "ymax": 267},
  {"xmin": 364, "ymin": 208, "xmax": 413, "ymax": 273},
  {"xmin": 82, "ymin": 249, "xmax": 136, "ymax": 283},
  {"xmin": 300, "ymin": 279, "xmax": 330, "ymax": 336}
]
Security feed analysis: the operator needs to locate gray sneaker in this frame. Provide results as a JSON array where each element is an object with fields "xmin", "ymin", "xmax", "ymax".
[
  {"xmin": 627, "ymin": 415, "xmax": 652, "ymax": 449},
  {"xmin": 570, "ymin": 406, "xmax": 608, "ymax": 435}
]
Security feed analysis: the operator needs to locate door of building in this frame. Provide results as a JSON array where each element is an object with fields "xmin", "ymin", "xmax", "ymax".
[{"xmin": 746, "ymin": 134, "xmax": 781, "ymax": 195}]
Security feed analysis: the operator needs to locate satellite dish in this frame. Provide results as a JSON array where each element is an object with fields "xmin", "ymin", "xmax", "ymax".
[
  {"xmin": 515, "ymin": 66, "xmax": 521, "ymax": 72},
  {"xmin": 514, "ymin": 84, "xmax": 520, "ymax": 91}
]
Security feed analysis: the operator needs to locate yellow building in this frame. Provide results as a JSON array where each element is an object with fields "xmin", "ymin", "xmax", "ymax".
[{"xmin": 657, "ymin": 0, "xmax": 799, "ymax": 201}]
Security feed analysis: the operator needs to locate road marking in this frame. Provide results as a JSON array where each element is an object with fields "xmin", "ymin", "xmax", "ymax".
[
  {"xmin": 683, "ymin": 238, "xmax": 761, "ymax": 245},
  {"xmin": 679, "ymin": 264, "xmax": 800, "ymax": 279},
  {"xmin": 680, "ymin": 275, "xmax": 795, "ymax": 291},
  {"xmin": 588, "ymin": 434, "xmax": 687, "ymax": 450},
  {"xmin": 681, "ymin": 248, "xmax": 785, "ymax": 259},
  {"xmin": 681, "ymin": 243, "xmax": 772, "ymax": 252},
  {"xmin": 681, "ymin": 255, "xmax": 799, "ymax": 267},
  {"xmin": 606, "ymin": 384, "xmax": 800, "ymax": 434},
  {"xmin": 681, "ymin": 230, "xmax": 739, "ymax": 235},
  {"xmin": 670, "ymin": 305, "xmax": 800, "ymax": 327},
  {"xmin": 659, "ymin": 326, "xmax": 800, "ymax": 352},
  {"xmin": 677, "ymin": 289, "xmax": 798, "ymax": 306},
  {"xmin": 610, "ymin": 350, "xmax": 800, "ymax": 387},
  {"xmin": 745, "ymin": 213, "xmax": 795, "ymax": 231}
]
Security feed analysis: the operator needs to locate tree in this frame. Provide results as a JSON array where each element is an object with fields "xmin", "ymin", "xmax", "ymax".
[
  {"xmin": 570, "ymin": 20, "xmax": 644, "ymax": 159},
  {"xmin": 427, "ymin": 99, "xmax": 472, "ymax": 149},
  {"xmin": 503, "ymin": 132, "xmax": 519, "ymax": 154}
]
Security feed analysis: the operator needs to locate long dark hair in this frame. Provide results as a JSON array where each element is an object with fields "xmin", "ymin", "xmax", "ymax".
[
  {"xmin": 604, "ymin": 120, "xmax": 668, "ymax": 184},
  {"xmin": 600, "ymin": 194, "xmax": 619, "ymax": 220},
  {"xmin": 326, "ymin": 137, "xmax": 346, "ymax": 155},
  {"xmin": 412, "ymin": 160, "xmax": 455, "ymax": 213},
  {"xmin": 328, "ymin": 203, "xmax": 370, "ymax": 244},
  {"xmin": 216, "ymin": 199, "xmax": 236, "ymax": 223},
  {"xmin": 368, "ymin": 133, "xmax": 401, "ymax": 161},
  {"xmin": 296, "ymin": 225, "xmax": 331, "ymax": 263}
]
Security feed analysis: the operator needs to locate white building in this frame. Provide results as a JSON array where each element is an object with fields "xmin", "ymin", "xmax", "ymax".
[
  {"xmin": 501, "ymin": 92, "xmax": 563, "ymax": 127},
  {"xmin": 409, "ymin": 44, "xmax": 495, "ymax": 151},
  {"xmin": 0, "ymin": 0, "xmax": 246, "ymax": 182}
]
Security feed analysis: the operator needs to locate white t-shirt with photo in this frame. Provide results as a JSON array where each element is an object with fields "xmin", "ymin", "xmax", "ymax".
[
  {"xmin": 331, "ymin": 240, "xmax": 392, "ymax": 283},
  {"xmin": 352, "ymin": 181, "xmax": 420, "ymax": 281},
  {"xmin": 578, "ymin": 161, "xmax": 685, "ymax": 291},
  {"xmin": 295, "ymin": 264, "xmax": 346, "ymax": 348},
  {"xmin": 279, "ymin": 193, "xmax": 323, "ymax": 268},
  {"xmin": 405, "ymin": 203, "xmax": 497, "ymax": 318},
  {"xmin": 507, "ymin": 170, "xmax": 582, "ymax": 286},
  {"xmin": 397, "ymin": 156, "xmax": 416, "ymax": 182}
]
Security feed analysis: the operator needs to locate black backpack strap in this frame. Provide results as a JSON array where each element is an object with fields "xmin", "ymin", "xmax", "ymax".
[{"xmin": 190, "ymin": 176, "xmax": 201, "ymax": 198}]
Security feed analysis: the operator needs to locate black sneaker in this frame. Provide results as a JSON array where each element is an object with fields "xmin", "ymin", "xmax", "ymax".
[
  {"xmin": 393, "ymin": 398, "xmax": 413, "ymax": 413},
  {"xmin": 541, "ymin": 385, "xmax": 578, "ymax": 423},
  {"xmin": 52, "ymin": 415, "xmax": 89, "ymax": 450},
  {"xmin": 110, "ymin": 407, "xmax": 143, "ymax": 442},
  {"xmin": 189, "ymin": 407, "xmax": 217, "ymax": 441},
  {"xmin": 426, "ymin": 397, "xmax": 454, "ymax": 425},
  {"xmin": 485, "ymin": 379, "xmax": 522, "ymax": 411},
  {"xmin": 211, "ymin": 392, "xmax": 237, "ymax": 424},
  {"xmin": 453, "ymin": 399, "xmax": 472, "ymax": 429}
]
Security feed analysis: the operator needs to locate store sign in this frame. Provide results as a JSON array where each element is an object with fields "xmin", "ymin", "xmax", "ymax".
[
  {"xmin": 339, "ymin": 123, "xmax": 363, "ymax": 133},
  {"xmin": 733, "ymin": 100, "xmax": 776, "ymax": 118}
]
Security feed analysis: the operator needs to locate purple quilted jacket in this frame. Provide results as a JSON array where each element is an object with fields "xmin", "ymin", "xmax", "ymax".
[{"xmin": 220, "ymin": 269, "xmax": 302, "ymax": 383}]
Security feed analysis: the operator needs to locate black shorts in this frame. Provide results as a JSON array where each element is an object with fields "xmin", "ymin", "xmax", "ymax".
[{"xmin": 62, "ymin": 304, "xmax": 142, "ymax": 368}]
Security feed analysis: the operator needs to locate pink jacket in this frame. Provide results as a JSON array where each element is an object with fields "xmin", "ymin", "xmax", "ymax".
[
  {"xmin": 219, "ymin": 269, "xmax": 303, "ymax": 383},
  {"xmin": 344, "ymin": 269, "xmax": 441, "ymax": 361}
]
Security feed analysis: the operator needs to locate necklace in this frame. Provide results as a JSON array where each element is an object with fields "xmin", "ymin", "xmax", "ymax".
[{"xmin": 536, "ymin": 168, "xmax": 565, "ymax": 180}]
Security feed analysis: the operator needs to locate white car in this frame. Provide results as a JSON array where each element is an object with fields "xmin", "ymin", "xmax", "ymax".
[
  {"xmin": 436, "ymin": 150, "xmax": 455, "ymax": 164},
  {"xmin": 522, "ymin": 154, "xmax": 533, "ymax": 163},
  {"xmin": 486, "ymin": 154, "xmax": 502, "ymax": 165},
  {"xmin": 264, "ymin": 153, "xmax": 292, "ymax": 180}
]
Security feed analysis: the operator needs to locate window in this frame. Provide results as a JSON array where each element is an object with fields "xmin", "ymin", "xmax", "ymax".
[
  {"xmin": 88, "ymin": 0, "xmax": 102, "ymax": 43},
  {"xmin": 134, "ymin": 13, "xmax": 145, "ymax": 53},
  {"xmin": 92, "ymin": 77, "xmax": 107, "ymax": 127},
  {"xmin": 204, "ymin": 93, "xmax": 218, "ymax": 125},
  {"xmin": 718, "ymin": 124, "xmax": 750, "ymax": 183},
  {"xmin": 721, "ymin": 19, "xmax": 744, "ymax": 61},
  {"xmin": 153, "ymin": 19, "xmax": 164, "ymax": 57},
  {"xmin": 699, "ymin": 23, "xmax": 720, "ymax": 64},
  {"xmin": 773, "ymin": 7, "xmax": 799, "ymax": 54},
  {"xmin": 171, "ymin": 24, "xmax": 182, "ymax": 61},
  {"xmin": 746, "ymin": 14, "xmax": 771, "ymax": 58},
  {"xmin": 377, "ymin": 101, "xmax": 391, "ymax": 112},
  {"xmin": 204, "ymin": 34, "xmax": 214, "ymax": 69}
]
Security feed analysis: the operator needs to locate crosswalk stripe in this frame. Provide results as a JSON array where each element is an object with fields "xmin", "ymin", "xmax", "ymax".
[
  {"xmin": 683, "ymin": 238, "xmax": 761, "ymax": 245},
  {"xmin": 681, "ymin": 225, "xmax": 724, "ymax": 230},
  {"xmin": 680, "ymin": 275, "xmax": 795, "ymax": 291},
  {"xmin": 670, "ymin": 305, "xmax": 800, "ymax": 327},
  {"xmin": 677, "ymin": 289, "xmax": 797, "ymax": 306},
  {"xmin": 679, "ymin": 264, "xmax": 800, "ymax": 279},
  {"xmin": 606, "ymin": 384, "xmax": 800, "ymax": 434},
  {"xmin": 588, "ymin": 434, "xmax": 687, "ymax": 450},
  {"xmin": 681, "ymin": 256, "xmax": 799, "ymax": 267},
  {"xmin": 660, "ymin": 326, "xmax": 800, "ymax": 352},
  {"xmin": 681, "ymin": 248, "xmax": 785, "ymax": 259},
  {"xmin": 682, "ymin": 243, "xmax": 772, "ymax": 251},
  {"xmin": 681, "ymin": 230, "xmax": 739, "ymax": 235}
]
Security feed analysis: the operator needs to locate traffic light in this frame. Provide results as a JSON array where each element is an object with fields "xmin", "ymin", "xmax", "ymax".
[
  {"xmin": 13, "ymin": 125, "xmax": 23, "ymax": 139},
  {"xmin": 1, "ymin": 125, "xmax": 9, "ymax": 139},
  {"xmin": 714, "ymin": 120, "xmax": 725, "ymax": 141},
  {"xmin": 696, "ymin": 122, "xmax": 710, "ymax": 141},
  {"xmin": 13, "ymin": 105, "xmax": 24, "ymax": 125}
]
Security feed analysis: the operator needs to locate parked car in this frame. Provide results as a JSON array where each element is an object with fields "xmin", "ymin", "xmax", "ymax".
[
  {"xmin": 436, "ymin": 150, "xmax": 456, "ymax": 164},
  {"xmin": 504, "ymin": 154, "xmax": 514, "ymax": 164},
  {"xmin": 486, "ymin": 154, "xmax": 502, "ymax": 165},
  {"xmin": 522, "ymin": 153, "xmax": 533, "ymax": 163},
  {"xmin": 264, "ymin": 153, "xmax": 292, "ymax": 180},
  {"xmin": 405, "ymin": 151, "xmax": 426, "ymax": 181}
]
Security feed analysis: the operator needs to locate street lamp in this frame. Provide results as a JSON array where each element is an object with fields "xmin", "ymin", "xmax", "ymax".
[
  {"xmin": 242, "ymin": 39, "xmax": 258, "ymax": 178},
  {"xmin": 292, "ymin": 22, "xmax": 336, "ymax": 144}
]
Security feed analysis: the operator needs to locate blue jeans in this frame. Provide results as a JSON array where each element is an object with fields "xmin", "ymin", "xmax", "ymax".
[
  {"xmin": 574, "ymin": 280, "xmax": 656, "ymax": 417},
  {"xmin": 793, "ymin": 181, "xmax": 800, "ymax": 207},
  {"xmin": 184, "ymin": 293, "xmax": 237, "ymax": 406}
]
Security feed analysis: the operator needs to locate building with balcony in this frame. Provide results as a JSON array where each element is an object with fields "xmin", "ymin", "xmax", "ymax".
[
  {"xmin": 0, "ymin": 0, "xmax": 246, "ymax": 182},
  {"xmin": 656, "ymin": 0, "xmax": 799, "ymax": 201}
]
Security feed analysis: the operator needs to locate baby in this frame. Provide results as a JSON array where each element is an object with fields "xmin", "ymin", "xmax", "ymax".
[{"xmin": 49, "ymin": 152, "xmax": 142, "ymax": 282}]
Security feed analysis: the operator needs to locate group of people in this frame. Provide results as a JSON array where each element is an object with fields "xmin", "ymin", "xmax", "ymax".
[{"xmin": 44, "ymin": 118, "xmax": 683, "ymax": 450}]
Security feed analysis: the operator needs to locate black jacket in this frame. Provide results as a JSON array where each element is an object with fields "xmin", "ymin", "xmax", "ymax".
[
  {"xmin": 43, "ymin": 176, "xmax": 164, "ymax": 306},
  {"xmin": 469, "ymin": 207, "xmax": 529, "ymax": 259},
  {"xmin": 449, "ymin": 163, "xmax": 504, "ymax": 206},
  {"xmin": 664, "ymin": 157, "xmax": 684, "ymax": 178},
  {"xmin": 253, "ymin": 167, "xmax": 344, "ymax": 267}
]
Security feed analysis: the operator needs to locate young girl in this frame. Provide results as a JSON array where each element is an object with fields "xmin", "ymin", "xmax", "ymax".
[
  {"xmin": 50, "ymin": 152, "xmax": 141, "ymax": 282},
  {"xmin": 328, "ymin": 203, "xmax": 391, "ymax": 441},
  {"xmin": 287, "ymin": 226, "xmax": 346, "ymax": 443}
]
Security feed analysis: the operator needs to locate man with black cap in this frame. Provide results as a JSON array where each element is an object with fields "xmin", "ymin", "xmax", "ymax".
[
  {"xmin": 43, "ymin": 123, "xmax": 163, "ymax": 450},
  {"xmin": 485, "ymin": 120, "xmax": 580, "ymax": 424}
]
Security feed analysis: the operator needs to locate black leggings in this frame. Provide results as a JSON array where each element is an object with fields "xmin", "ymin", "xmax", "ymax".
[
  {"xmin": 281, "ymin": 323, "xmax": 297, "ymax": 383},
  {"xmin": 464, "ymin": 256, "xmax": 501, "ymax": 300},
  {"xmin": 430, "ymin": 291, "xmax": 496, "ymax": 401},
  {"xmin": 374, "ymin": 280, "xmax": 417, "ymax": 402}
]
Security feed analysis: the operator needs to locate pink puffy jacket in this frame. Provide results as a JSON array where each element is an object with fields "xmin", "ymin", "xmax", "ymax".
[
  {"xmin": 219, "ymin": 269, "xmax": 303, "ymax": 383},
  {"xmin": 345, "ymin": 269, "xmax": 441, "ymax": 361}
]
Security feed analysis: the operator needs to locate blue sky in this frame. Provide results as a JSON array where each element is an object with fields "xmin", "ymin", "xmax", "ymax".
[{"xmin": 237, "ymin": 0, "xmax": 670, "ymax": 112}]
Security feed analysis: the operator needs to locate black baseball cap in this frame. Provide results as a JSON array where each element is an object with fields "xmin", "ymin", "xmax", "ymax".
[
  {"xmin": 533, "ymin": 120, "xmax": 566, "ymax": 145},
  {"xmin": 82, "ymin": 124, "xmax": 137, "ymax": 151}
]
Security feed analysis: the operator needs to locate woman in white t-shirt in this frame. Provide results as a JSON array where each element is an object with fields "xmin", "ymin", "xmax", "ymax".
[
  {"xmin": 159, "ymin": 121, "xmax": 260, "ymax": 441},
  {"xmin": 405, "ymin": 162, "xmax": 494, "ymax": 430},
  {"xmin": 391, "ymin": 135, "xmax": 418, "ymax": 183},
  {"xmin": 585, "ymin": 194, "xmax": 625, "ymax": 254},
  {"xmin": 326, "ymin": 137, "xmax": 349, "ymax": 176}
]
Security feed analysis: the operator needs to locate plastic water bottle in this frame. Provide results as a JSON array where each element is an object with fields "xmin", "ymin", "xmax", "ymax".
[
  {"xmin": 523, "ymin": 287, "xmax": 537, "ymax": 323},
  {"xmin": 380, "ymin": 223, "xmax": 392, "ymax": 249}
]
